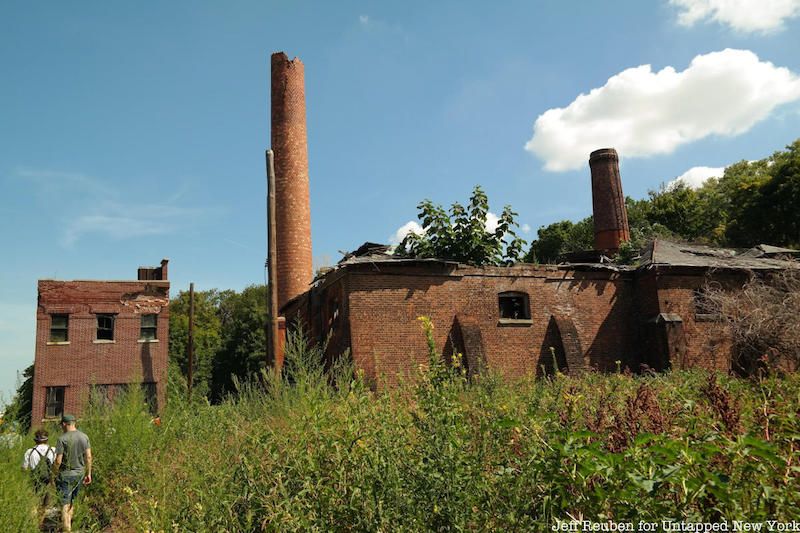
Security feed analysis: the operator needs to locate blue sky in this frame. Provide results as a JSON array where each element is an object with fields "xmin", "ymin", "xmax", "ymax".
[{"xmin": 2, "ymin": 0, "xmax": 800, "ymax": 402}]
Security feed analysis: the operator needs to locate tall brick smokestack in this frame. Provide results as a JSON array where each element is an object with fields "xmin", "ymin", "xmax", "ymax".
[
  {"xmin": 589, "ymin": 148, "xmax": 630, "ymax": 253},
  {"xmin": 271, "ymin": 51, "xmax": 313, "ymax": 310}
]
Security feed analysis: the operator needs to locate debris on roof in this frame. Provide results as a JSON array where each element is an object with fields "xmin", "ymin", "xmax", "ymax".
[
  {"xmin": 641, "ymin": 239, "xmax": 797, "ymax": 270},
  {"xmin": 339, "ymin": 242, "xmax": 392, "ymax": 262},
  {"xmin": 312, "ymin": 239, "xmax": 796, "ymax": 287},
  {"xmin": 740, "ymin": 244, "xmax": 800, "ymax": 259}
]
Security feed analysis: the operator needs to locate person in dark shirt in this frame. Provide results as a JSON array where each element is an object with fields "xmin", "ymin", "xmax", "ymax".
[{"xmin": 53, "ymin": 414, "xmax": 92, "ymax": 533}]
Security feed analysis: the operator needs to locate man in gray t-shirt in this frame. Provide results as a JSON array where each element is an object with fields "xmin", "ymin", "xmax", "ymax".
[{"xmin": 54, "ymin": 414, "xmax": 92, "ymax": 533}]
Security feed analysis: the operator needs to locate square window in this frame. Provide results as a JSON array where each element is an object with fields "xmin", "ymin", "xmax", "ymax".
[
  {"xmin": 45, "ymin": 386, "xmax": 65, "ymax": 419},
  {"xmin": 96, "ymin": 314, "xmax": 115, "ymax": 341},
  {"xmin": 140, "ymin": 314, "xmax": 158, "ymax": 340},
  {"xmin": 50, "ymin": 314, "xmax": 69, "ymax": 342},
  {"xmin": 498, "ymin": 292, "xmax": 531, "ymax": 320}
]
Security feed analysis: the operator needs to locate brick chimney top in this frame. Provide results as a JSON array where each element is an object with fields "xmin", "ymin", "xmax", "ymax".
[
  {"xmin": 271, "ymin": 52, "xmax": 304, "ymax": 71},
  {"xmin": 589, "ymin": 148, "xmax": 618, "ymax": 160},
  {"xmin": 137, "ymin": 259, "xmax": 169, "ymax": 281}
]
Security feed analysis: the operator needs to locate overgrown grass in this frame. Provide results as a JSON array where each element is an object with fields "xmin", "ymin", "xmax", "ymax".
[{"xmin": 2, "ymin": 323, "xmax": 799, "ymax": 531}]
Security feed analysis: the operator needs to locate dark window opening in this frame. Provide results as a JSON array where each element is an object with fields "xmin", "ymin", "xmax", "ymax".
[
  {"xmin": 140, "ymin": 314, "xmax": 158, "ymax": 340},
  {"xmin": 90, "ymin": 384, "xmax": 112, "ymax": 408},
  {"xmin": 498, "ymin": 292, "xmax": 531, "ymax": 320},
  {"xmin": 96, "ymin": 314, "xmax": 115, "ymax": 341},
  {"xmin": 49, "ymin": 314, "xmax": 69, "ymax": 342},
  {"xmin": 45, "ymin": 386, "xmax": 65, "ymax": 419},
  {"xmin": 141, "ymin": 382, "xmax": 157, "ymax": 414},
  {"xmin": 693, "ymin": 288, "xmax": 722, "ymax": 321}
]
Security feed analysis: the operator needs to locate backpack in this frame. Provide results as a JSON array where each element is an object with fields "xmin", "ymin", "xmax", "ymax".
[{"xmin": 30, "ymin": 447, "xmax": 53, "ymax": 485}]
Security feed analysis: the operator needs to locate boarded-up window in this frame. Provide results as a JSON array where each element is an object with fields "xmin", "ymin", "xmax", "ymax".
[
  {"xmin": 140, "ymin": 314, "xmax": 157, "ymax": 340},
  {"xmin": 498, "ymin": 292, "xmax": 531, "ymax": 320},
  {"xmin": 45, "ymin": 386, "xmax": 65, "ymax": 418},
  {"xmin": 50, "ymin": 314, "xmax": 69, "ymax": 342},
  {"xmin": 96, "ymin": 314, "xmax": 115, "ymax": 341}
]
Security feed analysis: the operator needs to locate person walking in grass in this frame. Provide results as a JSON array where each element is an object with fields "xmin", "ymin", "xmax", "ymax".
[
  {"xmin": 22, "ymin": 429, "xmax": 56, "ymax": 492},
  {"xmin": 53, "ymin": 414, "xmax": 92, "ymax": 533},
  {"xmin": 22, "ymin": 428, "xmax": 56, "ymax": 525}
]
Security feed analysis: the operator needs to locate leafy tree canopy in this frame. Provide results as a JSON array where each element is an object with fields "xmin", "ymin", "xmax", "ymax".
[
  {"xmin": 168, "ymin": 285, "xmax": 268, "ymax": 402},
  {"xmin": 399, "ymin": 186, "xmax": 527, "ymax": 266},
  {"xmin": 2, "ymin": 364, "xmax": 34, "ymax": 432}
]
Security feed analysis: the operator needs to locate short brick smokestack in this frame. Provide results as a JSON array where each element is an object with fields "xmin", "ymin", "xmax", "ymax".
[
  {"xmin": 271, "ymin": 52, "xmax": 313, "ymax": 310},
  {"xmin": 589, "ymin": 148, "xmax": 630, "ymax": 254}
]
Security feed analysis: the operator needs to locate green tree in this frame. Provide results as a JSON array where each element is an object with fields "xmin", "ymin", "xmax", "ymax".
[
  {"xmin": 644, "ymin": 183, "xmax": 703, "ymax": 240},
  {"xmin": 524, "ymin": 217, "xmax": 593, "ymax": 263},
  {"xmin": 707, "ymin": 159, "xmax": 771, "ymax": 246},
  {"xmin": 168, "ymin": 289, "xmax": 227, "ymax": 399},
  {"xmin": 211, "ymin": 284, "xmax": 269, "ymax": 401},
  {"xmin": 399, "ymin": 186, "xmax": 527, "ymax": 266},
  {"xmin": 2, "ymin": 364, "xmax": 34, "ymax": 432},
  {"xmin": 761, "ymin": 141, "xmax": 800, "ymax": 247}
]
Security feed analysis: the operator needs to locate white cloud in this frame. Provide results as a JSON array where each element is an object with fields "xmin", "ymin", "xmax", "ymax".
[
  {"xmin": 389, "ymin": 220, "xmax": 424, "ymax": 245},
  {"xmin": 525, "ymin": 49, "xmax": 800, "ymax": 172},
  {"xmin": 359, "ymin": 14, "xmax": 370, "ymax": 25},
  {"xmin": 521, "ymin": 223, "xmax": 531, "ymax": 234},
  {"xmin": 667, "ymin": 165, "xmax": 726, "ymax": 189},
  {"xmin": 485, "ymin": 212, "xmax": 500, "ymax": 233},
  {"xmin": 671, "ymin": 0, "xmax": 800, "ymax": 33}
]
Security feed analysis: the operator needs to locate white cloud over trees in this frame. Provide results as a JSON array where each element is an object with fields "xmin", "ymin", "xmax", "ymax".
[{"xmin": 667, "ymin": 166, "xmax": 726, "ymax": 189}]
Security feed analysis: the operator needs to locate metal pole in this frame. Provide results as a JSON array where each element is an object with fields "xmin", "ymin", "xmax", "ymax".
[
  {"xmin": 266, "ymin": 149, "xmax": 280, "ymax": 370},
  {"xmin": 187, "ymin": 282, "xmax": 195, "ymax": 401}
]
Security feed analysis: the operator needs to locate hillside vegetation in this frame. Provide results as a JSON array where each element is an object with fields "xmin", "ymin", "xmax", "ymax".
[{"xmin": 2, "ymin": 322, "xmax": 799, "ymax": 532}]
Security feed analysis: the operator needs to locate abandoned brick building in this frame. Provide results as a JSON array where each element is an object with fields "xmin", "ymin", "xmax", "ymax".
[
  {"xmin": 31, "ymin": 260, "xmax": 170, "ymax": 422},
  {"xmin": 269, "ymin": 52, "xmax": 797, "ymax": 383}
]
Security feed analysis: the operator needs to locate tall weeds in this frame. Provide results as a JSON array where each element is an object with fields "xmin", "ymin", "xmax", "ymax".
[{"xmin": 1, "ymin": 321, "xmax": 798, "ymax": 531}]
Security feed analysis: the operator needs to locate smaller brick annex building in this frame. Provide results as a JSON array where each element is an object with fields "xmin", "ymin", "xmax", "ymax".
[{"xmin": 31, "ymin": 260, "xmax": 169, "ymax": 422}]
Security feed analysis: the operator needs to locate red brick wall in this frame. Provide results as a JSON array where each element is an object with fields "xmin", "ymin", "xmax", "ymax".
[
  {"xmin": 32, "ymin": 279, "xmax": 169, "ymax": 422},
  {"xmin": 343, "ymin": 264, "xmax": 635, "ymax": 385},
  {"xmin": 284, "ymin": 263, "xmax": 753, "ymax": 384},
  {"xmin": 654, "ymin": 271, "xmax": 741, "ymax": 371}
]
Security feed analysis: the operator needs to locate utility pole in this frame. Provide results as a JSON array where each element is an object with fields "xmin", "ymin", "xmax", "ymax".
[
  {"xmin": 266, "ymin": 149, "xmax": 280, "ymax": 370},
  {"xmin": 187, "ymin": 282, "xmax": 195, "ymax": 401}
]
